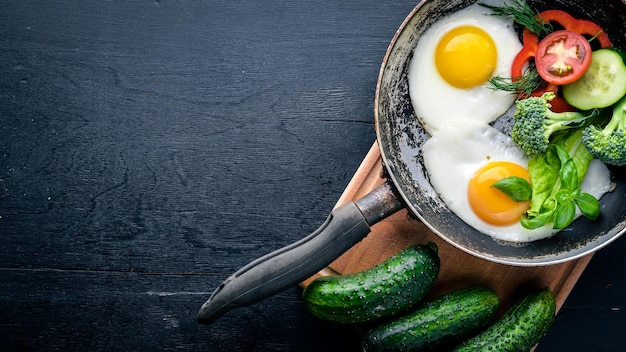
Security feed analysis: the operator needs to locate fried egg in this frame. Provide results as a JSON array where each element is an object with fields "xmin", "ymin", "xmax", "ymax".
[
  {"xmin": 422, "ymin": 121, "xmax": 612, "ymax": 243},
  {"xmin": 408, "ymin": 1, "xmax": 522, "ymax": 133}
]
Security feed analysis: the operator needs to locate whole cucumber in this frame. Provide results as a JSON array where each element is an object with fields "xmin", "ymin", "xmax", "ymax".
[
  {"xmin": 452, "ymin": 288, "xmax": 556, "ymax": 352},
  {"xmin": 302, "ymin": 242, "xmax": 439, "ymax": 324},
  {"xmin": 363, "ymin": 286, "xmax": 500, "ymax": 351}
]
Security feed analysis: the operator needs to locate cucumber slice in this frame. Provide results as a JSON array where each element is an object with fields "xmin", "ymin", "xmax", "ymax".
[{"xmin": 562, "ymin": 49, "xmax": 626, "ymax": 110}]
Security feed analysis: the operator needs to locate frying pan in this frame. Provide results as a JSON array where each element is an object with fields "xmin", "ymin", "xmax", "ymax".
[{"xmin": 198, "ymin": 0, "xmax": 626, "ymax": 324}]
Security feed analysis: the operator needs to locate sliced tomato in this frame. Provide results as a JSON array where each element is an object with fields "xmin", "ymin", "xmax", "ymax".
[{"xmin": 535, "ymin": 30, "xmax": 592, "ymax": 85}]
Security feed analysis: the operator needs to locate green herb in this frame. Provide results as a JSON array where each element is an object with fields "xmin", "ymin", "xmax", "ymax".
[
  {"xmin": 479, "ymin": 0, "xmax": 552, "ymax": 37},
  {"xmin": 552, "ymin": 145, "xmax": 600, "ymax": 228},
  {"xmin": 492, "ymin": 176, "xmax": 532, "ymax": 202},
  {"xmin": 574, "ymin": 193, "xmax": 601, "ymax": 220},
  {"xmin": 488, "ymin": 67, "xmax": 543, "ymax": 98}
]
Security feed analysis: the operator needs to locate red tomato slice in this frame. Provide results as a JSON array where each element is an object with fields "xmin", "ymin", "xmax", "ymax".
[{"xmin": 535, "ymin": 30, "xmax": 592, "ymax": 85}]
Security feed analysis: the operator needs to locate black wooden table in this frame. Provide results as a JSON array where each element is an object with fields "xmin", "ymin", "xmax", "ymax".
[{"xmin": 1, "ymin": 1, "xmax": 624, "ymax": 350}]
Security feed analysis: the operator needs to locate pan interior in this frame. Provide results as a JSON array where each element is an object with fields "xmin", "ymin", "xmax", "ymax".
[{"xmin": 375, "ymin": 0, "xmax": 626, "ymax": 265}]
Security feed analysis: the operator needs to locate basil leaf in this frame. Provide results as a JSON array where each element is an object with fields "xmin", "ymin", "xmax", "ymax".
[
  {"xmin": 554, "ymin": 189, "xmax": 572, "ymax": 203},
  {"xmin": 554, "ymin": 200, "xmax": 576, "ymax": 229},
  {"xmin": 575, "ymin": 192, "xmax": 600, "ymax": 221},
  {"xmin": 554, "ymin": 144, "xmax": 571, "ymax": 165},
  {"xmin": 559, "ymin": 159, "xmax": 579, "ymax": 191},
  {"xmin": 491, "ymin": 176, "xmax": 532, "ymax": 202}
]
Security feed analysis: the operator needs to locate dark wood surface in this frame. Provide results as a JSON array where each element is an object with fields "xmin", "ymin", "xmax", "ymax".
[{"xmin": 1, "ymin": 1, "xmax": 624, "ymax": 350}]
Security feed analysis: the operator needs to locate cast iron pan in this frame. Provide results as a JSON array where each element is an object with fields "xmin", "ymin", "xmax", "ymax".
[{"xmin": 197, "ymin": 0, "xmax": 626, "ymax": 324}]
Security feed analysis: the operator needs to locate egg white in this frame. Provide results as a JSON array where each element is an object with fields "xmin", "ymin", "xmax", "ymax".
[{"xmin": 408, "ymin": 1, "xmax": 522, "ymax": 134}]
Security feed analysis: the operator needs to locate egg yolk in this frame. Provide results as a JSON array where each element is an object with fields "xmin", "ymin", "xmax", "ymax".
[
  {"xmin": 435, "ymin": 25, "xmax": 497, "ymax": 89},
  {"xmin": 468, "ymin": 161, "xmax": 530, "ymax": 226}
]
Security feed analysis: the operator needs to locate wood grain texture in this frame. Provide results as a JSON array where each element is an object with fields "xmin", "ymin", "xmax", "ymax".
[{"xmin": 0, "ymin": 0, "xmax": 624, "ymax": 351}]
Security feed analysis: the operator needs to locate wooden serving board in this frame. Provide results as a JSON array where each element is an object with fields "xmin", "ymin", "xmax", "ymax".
[{"xmin": 301, "ymin": 141, "xmax": 592, "ymax": 319}]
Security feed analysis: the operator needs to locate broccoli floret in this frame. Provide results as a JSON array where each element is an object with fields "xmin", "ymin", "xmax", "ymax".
[
  {"xmin": 582, "ymin": 95, "xmax": 626, "ymax": 166},
  {"xmin": 511, "ymin": 92, "xmax": 594, "ymax": 156}
]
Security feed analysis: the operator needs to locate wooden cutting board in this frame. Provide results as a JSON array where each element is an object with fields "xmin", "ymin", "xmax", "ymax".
[{"xmin": 301, "ymin": 141, "xmax": 592, "ymax": 320}]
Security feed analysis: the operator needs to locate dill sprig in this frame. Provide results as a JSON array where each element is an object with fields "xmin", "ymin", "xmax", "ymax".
[
  {"xmin": 489, "ymin": 66, "xmax": 543, "ymax": 98},
  {"xmin": 479, "ymin": 0, "xmax": 553, "ymax": 37}
]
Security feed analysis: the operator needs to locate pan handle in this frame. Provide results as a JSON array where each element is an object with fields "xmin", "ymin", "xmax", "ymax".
[{"xmin": 197, "ymin": 180, "xmax": 403, "ymax": 324}]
